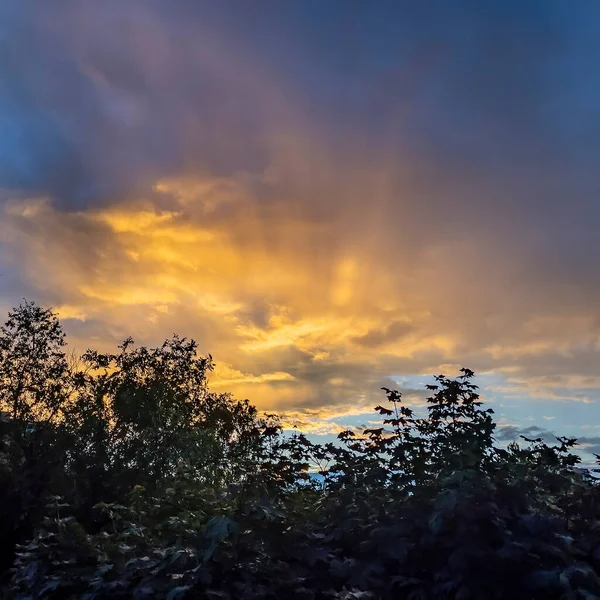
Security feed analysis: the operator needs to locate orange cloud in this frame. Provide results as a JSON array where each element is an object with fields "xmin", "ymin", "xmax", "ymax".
[
  {"xmin": 1, "ymin": 2, "xmax": 599, "ymax": 432},
  {"xmin": 3, "ymin": 174, "xmax": 600, "ymax": 422}
]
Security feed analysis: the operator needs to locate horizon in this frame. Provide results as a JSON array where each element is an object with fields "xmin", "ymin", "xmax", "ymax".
[{"xmin": 1, "ymin": 1, "xmax": 600, "ymax": 462}]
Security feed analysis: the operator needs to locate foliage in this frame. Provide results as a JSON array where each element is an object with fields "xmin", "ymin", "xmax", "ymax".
[{"xmin": 2, "ymin": 302, "xmax": 600, "ymax": 599}]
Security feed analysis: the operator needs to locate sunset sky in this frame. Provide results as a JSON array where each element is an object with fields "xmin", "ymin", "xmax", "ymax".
[{"xmin": 1, "ymin": 1, "xmax": 600, "ymax": 457}]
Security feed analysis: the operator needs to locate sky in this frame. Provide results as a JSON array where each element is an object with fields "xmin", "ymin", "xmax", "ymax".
[{"xmin": 1, "ymin": 0, "xmax": 600, "ymax": 459}]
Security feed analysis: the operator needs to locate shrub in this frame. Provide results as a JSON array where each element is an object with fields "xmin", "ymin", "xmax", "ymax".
[{"xmin": 2, "ymin": 303, "xmax": 600, "ymax": 599}]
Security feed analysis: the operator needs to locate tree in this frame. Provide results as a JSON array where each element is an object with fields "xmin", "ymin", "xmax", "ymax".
[
  {"xmin": 3, "ymin": 302, "xmax": 600, "ymax": 599},
  {"xmin": 0, "ymin": 302, "xmax": 73, "ymax": 577},
  {"xmin": 0, "ymin": 301, "xmax": 71, "ymax": 423},
  {"xmin": 66, "ymin": 334, "xmax": 268, "ymax": 504}
]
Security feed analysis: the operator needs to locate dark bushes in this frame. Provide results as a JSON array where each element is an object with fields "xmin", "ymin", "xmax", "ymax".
[{"xmin": 1, "ymin": 302, "xmax": 600, "ymax": 599}]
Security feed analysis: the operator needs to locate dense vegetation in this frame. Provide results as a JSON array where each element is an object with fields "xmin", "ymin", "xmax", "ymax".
[{"xmin": 1, "ymin": 302, "xmax": 600, "ymax": 599}]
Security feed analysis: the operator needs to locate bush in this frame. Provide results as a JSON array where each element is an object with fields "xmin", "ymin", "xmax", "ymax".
[{"xmin": 2, "ymin": 303, "xmax": 600, "ymax": 599}]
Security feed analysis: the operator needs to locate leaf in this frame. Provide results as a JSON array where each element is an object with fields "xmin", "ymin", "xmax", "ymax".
[
  {"xmin": 203, "ymin": 516, "xmax": 237, "ymax": 562},
  {"xmin": 528, "ymin": 569, "xmax": 561, "ymax": 590},
  {"xmin": 166, "ymin": 585, "xmax": 191, "ymax": 600},
  {"xmin": 520, "ymin": 514, "xmax": 549, "ymax": 536},
  {"xmin": 429, "ymin": 512, "xmax": 444, "ymax": 534},
  {"xmin": 205, "ymin": 515, "xmax": 236, "ymax": 541},
  {"xmin": 133, "ymin": 586, "xmax": 155, "ymax": 599},
  {"xmin": 38, "ymin": 579, "xmax": 61, "ymax": 595}
]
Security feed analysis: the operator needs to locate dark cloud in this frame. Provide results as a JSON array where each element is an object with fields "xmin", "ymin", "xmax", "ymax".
[
  {"xmin": 492, "ymin": 426, "xmax": 600, "ymax": 468},
  {"xmin": 0, "ymin": 0, "xmax": 598, "ymax": 214},
  {"xmin": 352, "ymin": 321, "xmax": 414, "ymax": 349},
  {"xmin": 0, "ymin": 1, "xmax": 284, "ymax": 206},
  {"xmin": 495, "ymin": 426, "xmax": 600, "ymax": 456},
  {"xmin": 1, "ymin": 0, "xmax": 600, "ymax": 432},
  {"xmin": 496, "ymin": 425, "xmax": 559, "ymax": 443},
  {"xmin": 577, "ymin": 437, "xmax": 600, "ymax": 456}
]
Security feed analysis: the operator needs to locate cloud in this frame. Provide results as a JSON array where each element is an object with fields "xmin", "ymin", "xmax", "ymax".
[
  {"xmin": 494, "ymin": 425, "xmax": 600, "ymax": 467},
  {"xmin": 352, "ymin": 321, "xmax": 414, "ymax": 349},
  {"xmin": 1, "ymin": 1, "xmax": 600, "ymax": 430},
  {"xmin": 495, "ymin": 425, "xmax": 559, "ymax": 444},
  {"xmin": 210, "ymin": 364, "xmax": 296, "ymax": 388},
  {"xmin": 576, "ymin": 437, "xmax": 600, "ymax": 457},
  {"xmin": 277, "ymin": 404, "xmax": 377, "ymax": 437}
]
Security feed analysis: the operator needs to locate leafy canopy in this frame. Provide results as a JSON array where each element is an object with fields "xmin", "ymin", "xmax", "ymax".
[{"xmin": 1, "ymin": 302, "xmax": 600, "ymax": 600}]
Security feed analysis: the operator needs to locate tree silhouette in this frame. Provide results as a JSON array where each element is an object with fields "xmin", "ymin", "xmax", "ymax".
[{"xmin": 1, "ymin": 302, "xmax": 600, "ymax": 599}]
